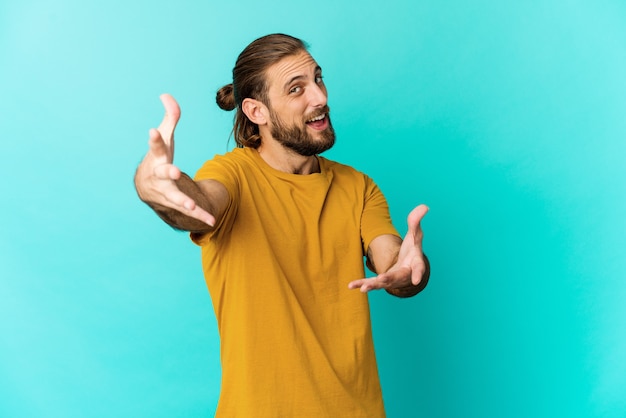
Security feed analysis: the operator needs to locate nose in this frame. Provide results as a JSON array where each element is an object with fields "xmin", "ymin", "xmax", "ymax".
[{"xmin": 308, "ymin": 82, "xmax": 327, "ymax": 108}]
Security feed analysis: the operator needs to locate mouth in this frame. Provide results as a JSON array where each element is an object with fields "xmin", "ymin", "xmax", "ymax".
[{"xmin": 305, "ymin": 113, "xmax": 329, "ymax": 131}]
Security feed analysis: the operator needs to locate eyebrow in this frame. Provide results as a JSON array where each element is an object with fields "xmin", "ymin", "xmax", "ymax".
[{"xmin": 283, "ymin": 65, "xmax": 322, "ymax": 91}]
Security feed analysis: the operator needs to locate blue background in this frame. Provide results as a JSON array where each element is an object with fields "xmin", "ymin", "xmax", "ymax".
[{"xmin": 1, "ymin": 0, "xmax": 625, "ymax": 417}]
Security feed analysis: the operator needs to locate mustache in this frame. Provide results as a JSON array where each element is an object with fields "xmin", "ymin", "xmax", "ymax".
[{"xmin": 304, "ymin": 105, "xmax": 331, "ymax": 122}]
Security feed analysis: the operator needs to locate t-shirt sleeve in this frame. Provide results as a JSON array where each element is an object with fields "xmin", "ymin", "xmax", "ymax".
[
  {"xmin": 189, "ymin": 155, "xmax": 240, "ymax": 246},
  {"xmin": 360, "ymin": 176, "xmax": 400, "ymax": 254}
]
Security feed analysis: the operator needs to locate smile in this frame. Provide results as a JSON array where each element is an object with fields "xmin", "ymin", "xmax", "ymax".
[
  {"xmin": 305, "ymin": 113, "xmax": 329, "ymax": 131},
  {"xmin": 306, "ymin": 113, "xmax": 326, "ymax": 123}
]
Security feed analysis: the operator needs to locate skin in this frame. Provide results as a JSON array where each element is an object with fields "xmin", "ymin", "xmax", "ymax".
[
  {"xmin": 241, "ymin": 51, "xmax": 332, "ymax": 174},
  {"xmin": 134, "ymin": 50, "xmax": 429, "ymax": 295}
]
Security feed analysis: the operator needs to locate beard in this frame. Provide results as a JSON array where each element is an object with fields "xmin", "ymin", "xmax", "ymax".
[{"xmin": 269, "ymin": 105, "xmax": 336, "ymax": 157}]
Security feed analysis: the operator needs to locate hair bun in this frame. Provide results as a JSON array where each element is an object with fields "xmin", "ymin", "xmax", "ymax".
[{"xmin": 216, "ymin": 84, "xmax": 236, "ymax": 111}]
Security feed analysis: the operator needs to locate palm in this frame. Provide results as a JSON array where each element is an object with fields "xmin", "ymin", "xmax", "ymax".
[
  {"xmin": 348, "ymin": 205, "xmax": 429, "ymax": 294},
  {"xmin": 134, "ymin": 94, "xmax": 215, "ymax": 226}
]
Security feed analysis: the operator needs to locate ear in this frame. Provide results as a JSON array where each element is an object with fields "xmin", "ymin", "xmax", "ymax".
[{"xmin": 241, "ymin": 98, "xmax": 268, "ymax": 126}]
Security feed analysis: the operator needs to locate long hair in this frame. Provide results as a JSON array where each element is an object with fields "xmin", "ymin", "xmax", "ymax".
[{"xmin": 215, "ymin": 34, "xmax": 308, "ymax": 148}]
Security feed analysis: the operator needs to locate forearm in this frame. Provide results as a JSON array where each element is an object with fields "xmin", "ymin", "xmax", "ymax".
[
  {"xmin": 366, "ymin": 235, "xmax": 402, "ymax": 274},
  {"xmin": 136, "ymin": 171, "xmax": 227, "ymax": 233}
]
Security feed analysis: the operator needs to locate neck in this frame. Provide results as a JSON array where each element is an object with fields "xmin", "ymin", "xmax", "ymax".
[{"xmin": 256, "ymin": 141, "xmax": 320, "ymax": 174}]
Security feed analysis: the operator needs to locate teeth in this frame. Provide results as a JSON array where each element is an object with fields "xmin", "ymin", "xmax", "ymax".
[{"xmin": 307, "ymin": 114, "xmax": 325, "ymax": 123}]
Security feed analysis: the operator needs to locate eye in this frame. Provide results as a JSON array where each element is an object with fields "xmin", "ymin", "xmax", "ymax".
[
  {"xmin": 289, "ymin": 85, "xmax": 302, "ymax": 94},
  {"xmin": 315, "ymin": 75, "xmax": 324, "ymax": 84}
]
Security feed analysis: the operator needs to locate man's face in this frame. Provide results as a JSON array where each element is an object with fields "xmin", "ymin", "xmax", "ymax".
[{"xmin": 264, "ymin": 51, "xmax": 335, "ymax": 156}]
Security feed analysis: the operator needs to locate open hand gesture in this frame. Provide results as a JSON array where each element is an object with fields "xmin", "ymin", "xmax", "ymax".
[
  {"xmin": 349, "ymin": 205, "xmax": 430, "ymax": 296},
  {"xmin": 134, "ymin": 94, "xmax": 216, "ymax": 226}
]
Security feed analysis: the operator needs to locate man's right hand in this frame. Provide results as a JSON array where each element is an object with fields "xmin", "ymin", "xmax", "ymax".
[{"xmin": 135, "ymin": 94, "xmax": 217, "ymax": 227}]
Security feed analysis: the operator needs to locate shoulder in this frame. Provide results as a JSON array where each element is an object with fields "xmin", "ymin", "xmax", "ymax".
[
  {"xmin": 199, "ymin": 147, "xmax": 252, "ymax": 168},
  {"xmin": 194, "ymin": 147, "xmax": 256, "ymax": 181}
]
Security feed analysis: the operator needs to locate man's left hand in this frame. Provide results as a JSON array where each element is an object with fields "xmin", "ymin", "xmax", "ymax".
[{"xmin": 348, "ymin": 205, "xmax": 429, "ymax": 295}]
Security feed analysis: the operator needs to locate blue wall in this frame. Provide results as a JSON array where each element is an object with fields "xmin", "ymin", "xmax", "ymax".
[{"xmin": 1, "ymin": 1, "xmax": 625, "ymax": 417}]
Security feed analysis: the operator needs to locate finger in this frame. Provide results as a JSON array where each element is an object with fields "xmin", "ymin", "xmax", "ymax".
[
  {"xmin": 348, "ymin": 278, "xmax": 368, "ymax": 290},
  {"xmin": 188, "ymin": 207, "xmax": 217, "ymax": 227},
  {"xmin": 358, "ymin": 277, "xmax": 388, "ymax": 293},
  {"xmin": 407, "ymin": 204, "xmax": 428, "ymax": 247},
  {"xmin": 407, "ymin": 204, "xmax": 429, "ymax": 233},
  {"xmin": 148, "ymin": 128, "xmax": 169, "ymax": 159},
  {"xmin": 178, "ymin": 203, "xmax": 217, "ymax": 227},
  {"xmin": 411, "ymin": 254, "xmax": 429, "ymax": 286},
  {"xmin": 411, "ymin": 260, "xmax": 426, "ymax": 286},
  {"xmin": 160, "ymin": 187, "xmax": 217, "ymax": 227},
  {"xmin": 152, "ymin": 163, "xmax": 181, "ymax": 180},
  {"xmin": 348, "ymin": 275, "xmax": 392, "ymax": 293},
  {"xmin": 157, "ymin": 93, "xmax": 181, "ymax": 145}
]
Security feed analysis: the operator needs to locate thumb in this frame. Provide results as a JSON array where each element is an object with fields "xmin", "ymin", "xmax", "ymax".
[
  {"xmin": 157, "ymin": 93, "xmax": 181, "ymax": 143},
  {"xmin": 407, "ymin": 204, "xmax": 429, "ymax": 233}
]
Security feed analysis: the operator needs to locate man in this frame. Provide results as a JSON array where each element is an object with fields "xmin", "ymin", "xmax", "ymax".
[{"xmin": 135, "ymin": 33, "xmax": 429, "ymax": 417}]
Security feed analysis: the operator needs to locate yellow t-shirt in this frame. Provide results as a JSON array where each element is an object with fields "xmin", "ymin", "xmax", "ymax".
[{"xmin": 192, "ymin": 147, "xmax": 399, "ymax": 417}]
